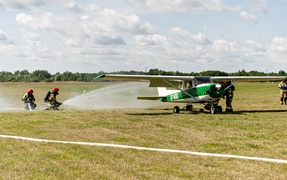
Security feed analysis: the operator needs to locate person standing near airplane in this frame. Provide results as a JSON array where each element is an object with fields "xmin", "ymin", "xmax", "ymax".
[
  {"xmin": 278, "ymin": 79, "xmax": 287, "ymax": 105},
  {"xmin": 224, "ymin": 81, "xmax": 235, "ymax": 112}
]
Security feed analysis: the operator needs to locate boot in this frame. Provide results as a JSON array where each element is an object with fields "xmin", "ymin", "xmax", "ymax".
[{"xmin": 226, "ymin": 107, "xmax": 233, "ymax": 112}]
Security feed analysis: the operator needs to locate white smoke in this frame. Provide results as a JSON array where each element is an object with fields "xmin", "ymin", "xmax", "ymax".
[
  {"xmin": 0, "ymin": 97, "xmax": 8, "ymax": 110},
  {"xmin": 0, "ymin": 96, "xmax": 17, "ymax": 111}
]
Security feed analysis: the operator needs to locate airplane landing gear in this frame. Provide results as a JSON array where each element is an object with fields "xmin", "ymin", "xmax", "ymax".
[
  {"xmin": 210, "ymin": 105, "xmax": 216, "ymax": 114},
  {"xmin": 204, "ymin": 102, "xmax": 222, "ymax": 114},
  {"xmin": 173, "ymin": 104, "xmax": 193, "ymax": 114},
  {"xmin": 216, "ymin": 106, "xmax": 223, "ymax": 113},
  {"xmin": 185, "ymin": 104, "xmax": 193, "ymax": 112},
  {"xmin": 173, "ymin": 106, "xmax": 180, "ymax": 113}
]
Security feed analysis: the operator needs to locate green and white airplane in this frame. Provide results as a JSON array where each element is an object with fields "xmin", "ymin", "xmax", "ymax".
[{"xmin": 96, "ymin": 74, "xmax": 286, "ymax": 114}]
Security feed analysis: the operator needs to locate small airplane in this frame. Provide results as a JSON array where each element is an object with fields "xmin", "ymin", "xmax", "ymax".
[{"xmin": 96, "ymin": 74, "xmax": 286, "ymax": 114}]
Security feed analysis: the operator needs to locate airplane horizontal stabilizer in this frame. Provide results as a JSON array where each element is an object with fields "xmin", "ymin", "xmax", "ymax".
[{"xmin": 137, "ymin": 96, "xmax": 163, "ymax": 100}]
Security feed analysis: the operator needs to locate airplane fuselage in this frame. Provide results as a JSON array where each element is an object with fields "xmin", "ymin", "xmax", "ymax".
[{"xmin": 160, "ymin": 83, "xmax": 224, "ymax": 103}]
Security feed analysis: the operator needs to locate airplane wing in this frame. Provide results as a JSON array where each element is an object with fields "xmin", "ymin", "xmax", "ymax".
[
  {"xmin": 210, "ymin": 76, "xmax": 286, "ymax": 82},
  {"xmin": 96, "ymin": 74, "xmax": 196, "ymax": 87},
  {"xmin": 96, "ymin": 74, "xmax": 286, "ymax": 85}
]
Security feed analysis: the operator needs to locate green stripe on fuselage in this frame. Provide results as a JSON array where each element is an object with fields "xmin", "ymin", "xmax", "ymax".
[{"xmin": 161, "ymin": 83, "xmax": 224, "ymax": 102}]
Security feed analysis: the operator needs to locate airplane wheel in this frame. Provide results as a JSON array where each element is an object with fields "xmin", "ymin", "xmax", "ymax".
[
  {"xmin": 210, "ymin": 106, "xmax": 216, "ymax": 114},
  {"xmin": 204, "ymin": 104, "xmax": 211, "ymax": 110},
  {"xmin": 216, "ymin": 106, "xmax": 222, "ymax": 113},
  {"xmin": 185, "ymin": 104, "xmax": 193, "ymax": 111},
  {"xmin": 173, "ymin": 106, "xmax": 180, "ymax": 114}
]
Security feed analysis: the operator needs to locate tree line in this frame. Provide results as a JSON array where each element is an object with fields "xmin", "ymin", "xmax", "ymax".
[
  {"xmin": 0, "ymin": 70, "xmax": 98, "ymax": 82},
  {"xmin": 0, "ymin": 69, "xmax": 285, "ymax": 82}
]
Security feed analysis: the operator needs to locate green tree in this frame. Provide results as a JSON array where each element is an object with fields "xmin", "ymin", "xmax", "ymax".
[
  {"xmin": 201, "ymin": 70, "xmax": 228, "ymax": 76},
  {"xmin": 32, "ymin": 70, "xmax": 52, "ymax": 79},
  {"xmin": 278, "ymin": 70, "xmax": 286, "ymax": 76}
]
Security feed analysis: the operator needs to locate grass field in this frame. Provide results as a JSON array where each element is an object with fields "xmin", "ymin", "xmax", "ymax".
[{"xmin": 0, "ymin": 81, "xmax": 287, "ymax": 179}]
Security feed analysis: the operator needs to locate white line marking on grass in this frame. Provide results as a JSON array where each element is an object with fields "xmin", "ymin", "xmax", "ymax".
[{"xmin": 1, "ymin": 134, "xmax": 287, "ymax": 164}]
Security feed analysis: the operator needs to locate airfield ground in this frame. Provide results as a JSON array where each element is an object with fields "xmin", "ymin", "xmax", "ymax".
[{"xmin": 0, "ymin": 81, "xmax": 286, "ymax": 179}]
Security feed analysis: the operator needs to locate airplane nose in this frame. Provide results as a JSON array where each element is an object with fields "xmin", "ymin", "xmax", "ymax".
[{"xmin": 216, "ymin": 84, "xmax": 222, "ymax": 90}]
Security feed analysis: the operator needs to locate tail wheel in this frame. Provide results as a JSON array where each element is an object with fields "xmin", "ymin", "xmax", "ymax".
[{"xmin": 173, "ymin": 106, "xmax": 180, "ymax": 114}]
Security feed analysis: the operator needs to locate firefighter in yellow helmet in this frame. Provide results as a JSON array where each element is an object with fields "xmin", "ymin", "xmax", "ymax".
[
  {"xmin": 22, "ymin": 88, "xmax": 37, "ymax": 110},
  {"xmin": 278, "ymin": 79, "xmax": 287, "ymax": 105}
]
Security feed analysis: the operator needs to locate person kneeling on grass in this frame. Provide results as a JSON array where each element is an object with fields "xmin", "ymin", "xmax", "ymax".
[
  {"xmin": 44, "ymin": 87, "xmax": 62, "ymax": 110},
  {"xmin": 22, "ymin": 88, "xmax": 37, "ymax": 110}
]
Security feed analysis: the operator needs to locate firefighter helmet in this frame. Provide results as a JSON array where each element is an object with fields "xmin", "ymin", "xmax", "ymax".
[
  {"xmin": 52, "ymin": 87, "xmax": 59, "ymax": 93},
  {"xmin": 27, "ymin": 89, "xmax": 33, "ymax": 94}
]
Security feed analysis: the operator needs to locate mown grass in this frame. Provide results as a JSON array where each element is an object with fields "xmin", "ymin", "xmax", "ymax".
[{"xmin": 0, "ymin": 81, "xmax": 287, "ymax": 179}]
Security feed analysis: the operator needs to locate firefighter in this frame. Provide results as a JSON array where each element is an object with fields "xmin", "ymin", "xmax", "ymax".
[
  {"xmin": 278, "ymin": 79, "xmax": 287, "ymax": 105},
  {"xmin": 47, "ymin": 87, "xmax": 62, "ymax": 110},
  {"xmin": 22, "ymin": 88, "xmax": 37, "ymax": 110},
  {"xmin": 223, "ymin": 81, "xmax": 235, "ymax": 112}
]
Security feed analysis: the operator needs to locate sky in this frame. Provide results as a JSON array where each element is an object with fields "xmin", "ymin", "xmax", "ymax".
[{"xmin": 0, "ymin": 0, "xmax": 287, "ymax": 74}]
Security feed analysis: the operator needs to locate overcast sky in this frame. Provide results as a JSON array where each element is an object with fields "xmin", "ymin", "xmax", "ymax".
[{"xmin": 0, "ymin": 0, "xmax": 287, "ymax": 74}]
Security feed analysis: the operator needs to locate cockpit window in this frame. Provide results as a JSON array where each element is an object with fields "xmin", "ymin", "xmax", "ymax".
[{"xmin": 195, "ymin": 77, "xmax": 211, "ymax": 85}]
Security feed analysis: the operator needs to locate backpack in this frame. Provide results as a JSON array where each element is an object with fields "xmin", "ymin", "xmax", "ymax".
[{"xmin": 44, "ymin": 91, "xmax": 51, "ymax": 102}]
